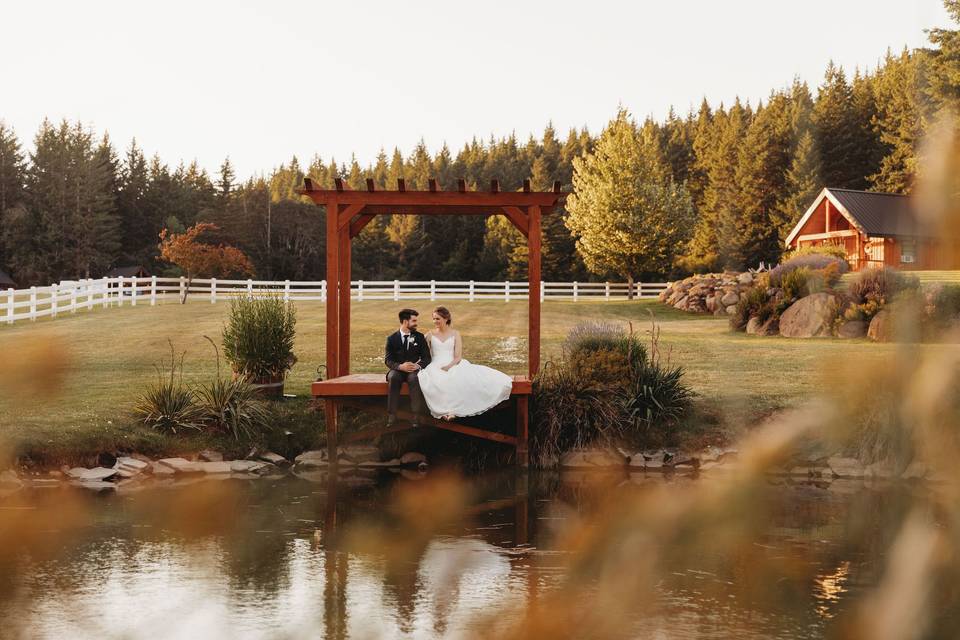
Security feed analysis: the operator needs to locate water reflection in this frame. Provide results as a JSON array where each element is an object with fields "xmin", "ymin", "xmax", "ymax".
[{"xmin": 0, "ymin": 471, "xmax": 950, "ymax": 639}]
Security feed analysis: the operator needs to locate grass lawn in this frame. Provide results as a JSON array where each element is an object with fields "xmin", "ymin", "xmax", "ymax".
[{"xmin": 0, "ymin": 297, "xmax": 912, "ymax": 464}]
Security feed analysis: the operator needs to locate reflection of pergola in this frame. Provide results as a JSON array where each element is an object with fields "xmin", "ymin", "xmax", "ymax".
[{"xmin": 301, "ymin": 177, "xmax": 566, "ymax": 466}]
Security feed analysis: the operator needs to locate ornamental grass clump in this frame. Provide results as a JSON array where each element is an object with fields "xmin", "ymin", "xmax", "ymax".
[
  {"xmin": 196, "ymin": 337, "xmax": 272, "ymax": 441},
  {"xmin": 768, "ymin": 253, "xmax": 847, "ymax": 289},
  {"xmin": 134, "ymin": 341, "xmax": 204, "ymax": 434},
  {"xmin": 531, "ymin": 319, "xmax": 691, "ymax": 466},
  {"xmin": 222, "ymin": 295, "xmax": 297, "ymax": 382}
]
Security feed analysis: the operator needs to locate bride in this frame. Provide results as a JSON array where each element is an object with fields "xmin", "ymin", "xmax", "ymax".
[{"xmin": 416, "ymin": 306, "xmax": 513, "ymax": 420}]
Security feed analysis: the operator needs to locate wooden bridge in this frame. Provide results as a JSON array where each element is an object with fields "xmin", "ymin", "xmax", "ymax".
[{"xmin": 303, "ymin": 177, "xmax": 566, "ymax": 466}]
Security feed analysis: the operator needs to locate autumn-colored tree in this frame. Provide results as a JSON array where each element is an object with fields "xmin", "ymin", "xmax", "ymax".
[{"xmin": 158, "ymin": 222, "xmax": 254, "ymax": 303}]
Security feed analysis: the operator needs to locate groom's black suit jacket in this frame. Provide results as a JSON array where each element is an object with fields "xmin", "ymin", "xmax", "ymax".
[{"xmin": 384, "ymin": 330, "xmax": 432, "ymax": 376}]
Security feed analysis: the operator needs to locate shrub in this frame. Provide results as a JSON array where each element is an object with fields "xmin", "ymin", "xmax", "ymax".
[
  {"xmin": 624, "ymin": 362, "xmax": 691, "ymax": 430},
  {"xmin": 782, "ymin": 244, "xmax": 848, "ymax": 262},
  {"xmin": 847, "ymin": 267, "xmax": 918, "ymax": 306},
  {"xmin": 933, "ymin": 284, "xmax": 960, "ymax": 321},
  {"xmin": 531, "ymin": 361, "xmax": 624, "ymax": 467},
  {"xmin": 565, "ymin": 321, "xmax": 647, "ymax": 371},
  {"xmin": 195, "ymin": 377, "xmax": 273, "ymax": 441},
  {"xmin": 730, "ymin": 285, "xmax": 770, "ymax": 331},
  {"xmin": 197, "ymin": 336, "xmax": 273, "ymax": 440},
  {"xmin": 768, "ymin": 254, "xmax": 848, "ymax": 288},
  {"xmin": 134, "ymin": 343, "xmax": 204, "ymax": 434},
  {"xmin": 222, "ymin": 296, "xmax": 297, "ymax": 382}
]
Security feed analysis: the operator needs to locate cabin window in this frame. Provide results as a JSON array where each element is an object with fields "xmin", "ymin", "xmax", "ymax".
[{"xmin": 900, "ymin": 239, "xmax": 916, "ymax": 264}]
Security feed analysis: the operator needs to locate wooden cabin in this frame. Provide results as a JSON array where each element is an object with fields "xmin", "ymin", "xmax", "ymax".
[
  {"xmin": 785, "ymin": 188, "xmax": 960, "ymax": 270},
  {"xmin": 105, "ymin": 265, "xmax": 150, "ymax": 279}
]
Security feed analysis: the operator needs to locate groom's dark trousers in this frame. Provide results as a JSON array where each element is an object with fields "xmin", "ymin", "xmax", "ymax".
[{"xmin": 384, "ymin": 330, "xmax": 431, "ymax": 418}]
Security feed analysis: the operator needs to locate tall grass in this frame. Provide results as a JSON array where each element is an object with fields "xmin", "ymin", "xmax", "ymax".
[
  {"xmin": 134, "ymin": 341, "xmax": 204, "ymax": 434},
  {"xmin": 222, "ymin": 295, "xmax": 297, "ymax": 381}
]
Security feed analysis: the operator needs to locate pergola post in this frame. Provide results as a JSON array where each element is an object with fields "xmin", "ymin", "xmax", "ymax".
[
  {"xmin": 527, "ymin": 204, "xmax": 541, "ymax": 379},
  {"xmin": 325, "ymin": 199, "xmax": 340, "ymax": 461},
  {"xmin": 337, "ymin": 223, "xmax": 352, "ymax": 376}
]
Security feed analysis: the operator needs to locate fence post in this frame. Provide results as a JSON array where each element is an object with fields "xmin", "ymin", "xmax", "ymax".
[
  {"xmin": 102, "ymin": 277, "xmax": 109, "ymax": 308},
  {"xmin": 541, "ymin": 280, "xmax": 545, "ymax": 303},
  {"xmin": 50, "ymin": 283, "xmax": 58, "ymax": 317},
  {"xmin": 71, "ymin": 283, "xmax": 78, "ymax": 313},
  {"xmin": 504, "ymin": 281, "xmax": 510, "ymax": 303},
  {"xmin": 358, "ymin": 280, "xmax": 364, "ymax": 302},
  {"xmin": 179, "ymin": 276, "xmax": 185, "ymax": 302},
  {"xmin": 117, "ymin": 276, "xmax": 124, "ymax": 307},
  {"xmin": 29, "ymin": 286, "xmax": 37, "ymax": 321},
  {"xmin": 321, "ymin": 280, "xmax": 326, "ymax": 302},
  {"xmin": 284, "ymin": 280, "xmax": 290, "ymax": 304},
  {"xmin": 573, "ymin": 281, "xmax": 579, "ymax": 302},
  {"xmin": 430, "ymin": 280, "xmax": 436, "ymax": 302},
  {"xmin": 6, "ymin": 288, "xmax": 13, "ymax": 324},
  {"xmin": 247, "ymin": 278, "xmax": 253, "ymax": 295},
  {"xmin": 150, "ymin": 276, "xmax": 157, "ymax": 306},
  {"xmin": 393, "ymin": 279, "xmax": 399, "ymax": 301},
  {"xmin": 469, "ymin": 280, "xmax": 475, "ymax": 302},
  {"xmin": 131, "ymin": 278, "xmax": 138, "ymax": 306},
  {"xmin": 637, "ymin": 280, "xmax": 643, "ymax": 298},
  {"xmin": 211, "ymin": 278, "xmax": 217, "ymax": 304},
  {"xmin": 605, "ymin": 282, "xmax": 610, "ymax": 300}
]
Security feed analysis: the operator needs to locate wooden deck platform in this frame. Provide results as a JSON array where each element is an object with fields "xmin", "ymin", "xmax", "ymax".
[
  {"xmin": 312, "ymin": 373, "xmax": 531, "ymax": 466},
  {"xmin": 312, "ymin": 373, "xmax": 532, "ymax": 397}
]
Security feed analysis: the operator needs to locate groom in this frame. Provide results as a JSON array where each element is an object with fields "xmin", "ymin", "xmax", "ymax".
[{"xmin": 384, "ymin": 308, "xmax": 431, "ymax": 427}]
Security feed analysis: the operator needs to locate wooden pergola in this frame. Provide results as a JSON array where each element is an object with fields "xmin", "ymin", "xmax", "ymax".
[{"xmin": 301, "ymin": 177, "xmax": 566, "ymax": 466}]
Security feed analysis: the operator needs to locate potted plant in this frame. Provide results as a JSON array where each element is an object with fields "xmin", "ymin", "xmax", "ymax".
[{"xmin": 222, "ymin": 295, "xmax": 297, "ymax": 398}]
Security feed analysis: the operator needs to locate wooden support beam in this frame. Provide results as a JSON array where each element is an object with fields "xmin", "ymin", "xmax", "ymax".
[
  {"xmin": 337, "ymin": 224, "xmax": 351, "ymax": 376},
  {"xmin": 527, "ymin": 204, "xmax": 541, "ymax": 380},
  {"xmin": 516, "ymin": 396, "xmax": 529, "ymax": 467},
  {"xmin": 366, "ymin": 178, "xmax": 375, "ymax": 192},
  {"xmin": 335, "ymin": 178, "xmax": 345, "ymax": 191},
  {"xmin": 457, "ymin": 178, "xmax": 466, "ymax": 193},
  {"xmin": 501, "ymin": 206, "xmax": 530, "ymax": 236},
  {"xmin": 336, "ymin": 399, "xmax": 518, "ymax": 445},
  {"xmin": 490, "ymin": 179, "xmax": 500, "ymax": 193},
  {"xmin": 325, "ymin": 199, "xmax": 340, "ymax": 380},
  {"xmin": 303, "ymin": 177, "xmax": 316, "ymax": 191},
  {"xmin": 336, "ymin": 203, "xmax": 366, "ymax": 232},
  {"xmin": 428, "ymin": 178, "xmax": 439, "ymax": 192},
  {"xmin": 349, "ymin": 214, "xmax": 376, "ymax": 238},
  {"xmin": 324, "ymin": 399, "xmax": 338, "ymax": 463},
  {"xmin": 553, "ymin": 180, "xmax": 562, "ymax": 193},
  {"xmin": 397, "ymin": 178, "xmax": 406, "ymax": 192},
  {"xmin": 522, "ymin": 179, "xmax": 531, "ymax": 193}
]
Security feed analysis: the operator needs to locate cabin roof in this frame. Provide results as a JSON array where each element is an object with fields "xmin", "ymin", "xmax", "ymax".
[
  {"xmin": 104, "ymin": 265, "xmax": 149, "ymax": 278},
  {"xmin": 785, "ymin": 188, "xmax": 916, "ymax": 246}
]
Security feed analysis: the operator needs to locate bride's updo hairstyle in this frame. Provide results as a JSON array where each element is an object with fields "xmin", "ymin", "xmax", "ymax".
[{"xmin": 434, "ymin": 306, "xmax": 452, "ymax": 326}]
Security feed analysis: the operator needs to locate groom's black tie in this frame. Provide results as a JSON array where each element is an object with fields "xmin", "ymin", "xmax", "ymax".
[{"xmin": 402, "ymin": 334, "xmax": 409, "ymax": 351}]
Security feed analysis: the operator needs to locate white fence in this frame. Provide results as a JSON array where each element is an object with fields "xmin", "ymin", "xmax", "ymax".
[{"xmin": 3, "ymin": 277, "xmax": 668, "ymax": 324}]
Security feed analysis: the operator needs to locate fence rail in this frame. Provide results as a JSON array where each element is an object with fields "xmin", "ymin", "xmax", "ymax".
[{"xmin": 3, "ymin": 277, "xmax": 668, "ymax": 324}]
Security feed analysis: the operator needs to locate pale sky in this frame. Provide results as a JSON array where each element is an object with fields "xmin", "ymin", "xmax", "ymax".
[{"xmin": 1, "ymin": 0, "xmax": 952, "ymax": 178}]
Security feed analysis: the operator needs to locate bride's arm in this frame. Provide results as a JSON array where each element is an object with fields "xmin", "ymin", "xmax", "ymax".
[{"xmin": 442, "ymin": 331, "xmax": 463, "ymax": 371}]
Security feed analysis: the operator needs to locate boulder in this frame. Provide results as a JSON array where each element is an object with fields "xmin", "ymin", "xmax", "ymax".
[
  {"xmin": 198, "ymin": 461, "xmax": 232, "ymax": 474},
  {"xmin": 779, "ymin": 293, "xmax": 838, "ymax": 338},
  {"xmin": 737, "ymin": 272, "xmax": 754, "ymax": 285},
  {"xmin": 230, "ymin": 460, "xmax": 269, "ymax": 474},
  {"xmin": 837, "ymin": 320, "xmax": 868, "ymax": 339},
  {"xmin": 157, "ymin": 458, "xmax": 203, "ymax": 474},
  {"xmin": 65, "ymin": 467, "xmax": 118, "ymax": 482},
  {"xmin": 198, "ymin": 450, "xmax": 224, "ymax": 462},
  {"xmin": 720, "ymin": 291, "xmax": 740, "ymax": 307},
  {"xmin": 867, "ymin": 310, "xmax": 892, "ymax": 342},
  {"xmin": 828, "ymin": 456, "xmax": 866, "ymax": 478},
  {"xmin": 705, "ymin": 295, "xmax": 717, "ymax": 313},
  {"xmin": 259, "ymin": 452, "xmax": 289, "ymax": 467},
  {"xmin": 400, "ymin": 452, "xmax": 427, "ymax": 466},
  {"xmin": 560, "ymin": 448, "xmax": 627, "ymax": 469},
  {"xmin": 151, "ymin": 461, "xmax": 176, "ymax": 475},
  {"xmin": 295, "ymin": 450, "xmax": 329, "ymax": 467},
  {"xmin": 746, "ymin": 317, "xmax": 762, "ymax": 335},
  {"xmin": 338, "ymin": 445, "xmax": 380, "ymax": 464},
  {"xmin": 725, "ymin": 305, "xmax": 737, "ymax": 315},
  {"xmin": 115, "ymin": 457, "xmax": 150, "ymax": 476}
]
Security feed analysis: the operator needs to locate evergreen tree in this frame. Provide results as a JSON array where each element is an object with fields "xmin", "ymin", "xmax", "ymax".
[
  {"xmin": 813, "ymin": 62, "xmax": 862, "ymax": 188},
  {"xmin": 926, "ymin": 1, "xmax": 960, "ymax": 114},
  {"xmin": 0, "ymin": 122, "xmax": 26, "ymax": 276},
  {"xmin": 567, "ymin": 110, "xmax": 695, "ymax": 293},
  {"xmin": 217, "ymin": 157, "xmax": 236, "ymax": 199},
  {"xmin": 776, "ymin": 130, "xmax": 823, "ymax": 239}
]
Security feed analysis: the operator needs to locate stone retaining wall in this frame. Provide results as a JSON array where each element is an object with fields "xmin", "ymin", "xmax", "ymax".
[{"xmin": 658, "ymin": 272, "xmax": 757, "ymax": 315}]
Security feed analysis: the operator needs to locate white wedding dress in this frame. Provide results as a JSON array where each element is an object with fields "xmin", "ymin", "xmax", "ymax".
[{"xmin": 417, "ymin": 334, "xmax": 513, "ymax": 419}]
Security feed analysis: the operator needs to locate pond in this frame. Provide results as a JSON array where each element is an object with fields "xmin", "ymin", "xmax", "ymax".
[{"xmin": 0, "ymin": 469, "xmax": 950, "ymax": 639}]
